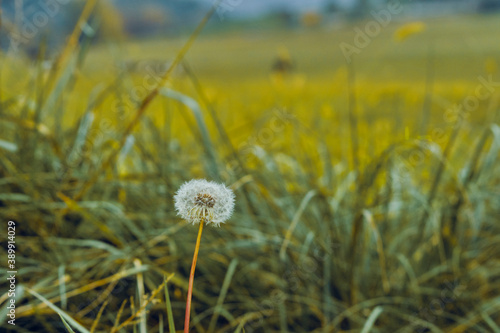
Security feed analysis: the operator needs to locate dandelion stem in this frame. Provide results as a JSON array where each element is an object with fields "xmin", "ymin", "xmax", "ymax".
[{"xmin": 184, "ymin": 221, "xmax": 204, "ymax": 333}]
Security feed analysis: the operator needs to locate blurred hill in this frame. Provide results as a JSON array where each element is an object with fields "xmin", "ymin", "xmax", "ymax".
[{"xmin": 113, "ymin": 0, "xmax": 208, "ymax": 35}]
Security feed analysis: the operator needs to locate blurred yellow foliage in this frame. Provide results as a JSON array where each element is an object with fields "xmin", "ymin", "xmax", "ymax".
[
  {"xmin": 485, "ymin": 57, "xmax": 498, "ymax": 74},
  {"xmin": 394, "ymin": 21, "xmax": 426, "ymax": 42}
]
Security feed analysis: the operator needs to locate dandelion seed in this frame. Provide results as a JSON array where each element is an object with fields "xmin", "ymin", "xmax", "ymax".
[{"xmin": 174, "ymin": 179, "xmax": 235, "ymax": 226}]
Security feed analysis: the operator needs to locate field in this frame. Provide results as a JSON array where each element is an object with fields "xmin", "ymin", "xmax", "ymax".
[{"xmin": 1, "ymin": 8, "xmax": 500, "ymax": 333}]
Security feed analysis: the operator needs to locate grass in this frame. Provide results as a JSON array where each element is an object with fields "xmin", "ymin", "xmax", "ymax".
[{"xmin": 1, "ymin": 7, "xmax": 500, "ymax": 333}]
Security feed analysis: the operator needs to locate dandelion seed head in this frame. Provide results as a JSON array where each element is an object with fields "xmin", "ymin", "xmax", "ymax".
[
  {"xmin": 194, "ymin": 193, "xmax": 216, "ymax": 208},
  {"xmin": 174, "ymin": 179, "xmax": 235, "ymax": 226}
]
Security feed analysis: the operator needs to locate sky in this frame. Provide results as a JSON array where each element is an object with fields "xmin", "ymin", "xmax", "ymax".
[{"xmin": 197, "ymin": 0, "xmax": 357, "ymax": 18}]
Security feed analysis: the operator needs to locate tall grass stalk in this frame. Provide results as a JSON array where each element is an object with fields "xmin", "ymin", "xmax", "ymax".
[
  {"xmin": 44, "ymin": 0, "xmax": 98, "ymax": 95},
  {"xmin": 164, "ymin": 277, "xmax": 176, "ymax": 333},
  {"xmin": 415, "ymin": 119, "xmax": 461, "ymax": 253}
]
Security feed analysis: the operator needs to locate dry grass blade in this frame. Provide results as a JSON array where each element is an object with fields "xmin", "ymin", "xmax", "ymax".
[
  {"xmin": 45, "ymin": 0, "xmax": 98, "ymax": 93},
  {"xmin": 112, "ymin": 300, "xmax": 129, "ymax": 332},
  {"xmin": 111, "ymin": 276, "xmax": 172, "ymax": 333},
  {"xmin": 17, "ymin": 265, "xmax": 149, "ymax": 317},
  {"xmin": 90, "ymin": 299, "xmax": 109, "ymax": 333}
]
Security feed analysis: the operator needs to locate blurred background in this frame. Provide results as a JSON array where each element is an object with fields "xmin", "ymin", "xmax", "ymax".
[
  {"xmin": 2, "ymin": 0, "xmax": 500, "ymax": 50},
  {"xmin": 1, "ymin": 0, "xmax": 500, "ymax": 332}
]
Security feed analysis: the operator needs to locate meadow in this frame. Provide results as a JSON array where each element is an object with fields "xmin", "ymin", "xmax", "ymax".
[{"xmin": 1, "ymin": 7, "xmax": 500, "ymax": 333}]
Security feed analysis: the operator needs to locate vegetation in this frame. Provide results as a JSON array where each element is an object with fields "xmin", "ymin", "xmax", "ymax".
[{"xmin": 0, "ymin": 5, "xmax": 500, "ymax": 332}]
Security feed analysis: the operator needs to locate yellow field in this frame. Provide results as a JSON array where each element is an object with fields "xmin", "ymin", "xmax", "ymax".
[
  {"xmin": 5, "ymin": 13, "xmax": 497, "ymax": 160},
  {"xmin": 81, "ymin": 13, "xmax": 499, "ymax": 177}
]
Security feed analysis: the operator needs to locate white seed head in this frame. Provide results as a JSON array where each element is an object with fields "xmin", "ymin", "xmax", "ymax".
[{"xmin": 174, "ymin": 179, "xmax": 235, "ymax": 226}]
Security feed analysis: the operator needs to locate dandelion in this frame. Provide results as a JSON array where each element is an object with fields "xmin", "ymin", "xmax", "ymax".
[
  {"xmin": 174, "ymin": 179, "xmax": 235, "ymax": 227},
  {"xmin": 174, "ymin": 179, "xmax": 235, "ymax": 333}
]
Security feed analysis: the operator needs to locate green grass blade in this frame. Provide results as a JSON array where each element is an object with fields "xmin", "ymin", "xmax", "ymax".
[
  {"xmin": 58, "ymin": 265, "xmax": 67, "ymax": 310},
  {"xmin": 59, "ymin": 314, "xmax": 77, "ymax": 333},
  {"xmin": 361, "ymin": 306, "xmax": 384, "ymax": 333},
  {"xmin": 28, "ymin": 288, "xmax": 91, "ymax": 333},
  {"xmin": 164, "ymin": 275, "xmax": 176, "ymax": 333},
  {"xmin": 40, "ymin": 54, "xmax": 78, "ymax": 123},
  {"xmin": 208, "ymin": 259, "xmax": 239, "ymax": 333},
  {"xmin": 280, "ymin": 190, "xmax": 317, "ymax": 260},
  {"xmin": 0, "ymin": 139, "xmax": 18, "ymax": 152}
]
